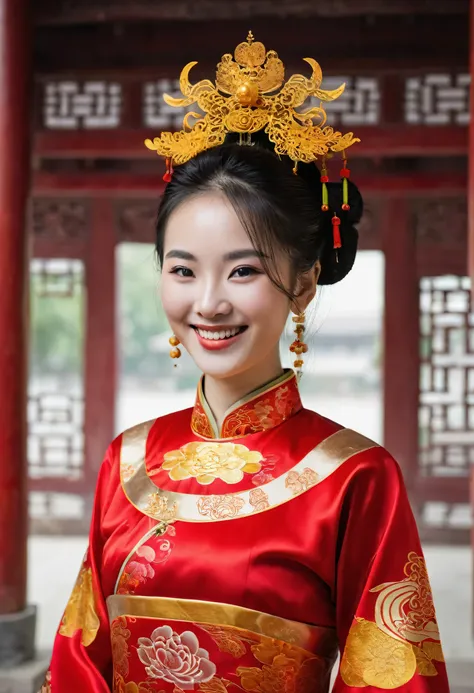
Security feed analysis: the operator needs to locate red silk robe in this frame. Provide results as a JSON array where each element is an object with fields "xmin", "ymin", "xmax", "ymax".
[{"xmin": 43, "ymin": 371, "xmax": 449, "ymax": 693}]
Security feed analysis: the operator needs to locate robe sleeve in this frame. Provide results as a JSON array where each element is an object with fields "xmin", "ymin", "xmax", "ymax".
[
  {"xmin": 332, "ymin": 450, "xmax": 450, "ymax": 692},
  {"xmin": 45, "ymin": 448, "xmax": 115, "ymax": 693}
]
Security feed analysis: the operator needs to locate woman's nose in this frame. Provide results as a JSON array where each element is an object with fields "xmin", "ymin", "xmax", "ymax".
[{"xmin": 194, "ymin": 281, "xmax": 232, "ymax": 319}]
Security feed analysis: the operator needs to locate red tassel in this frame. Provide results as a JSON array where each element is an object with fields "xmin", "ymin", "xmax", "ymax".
[
  {"xmin": 332, "ymin": 214, "xmax": 342, "ymax": 249},
  {"xmin": 163, "ymin": 158, "xmax": 174, "ymax": 183}
]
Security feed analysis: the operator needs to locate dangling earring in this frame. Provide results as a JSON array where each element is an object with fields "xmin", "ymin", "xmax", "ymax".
[
  {"xmin": 290, "ymin": 313, "xmax": 308, "ymax": 381},
  {"xmin": 169, "ymin": 335, "xmax": 181, "ymax": 366}
]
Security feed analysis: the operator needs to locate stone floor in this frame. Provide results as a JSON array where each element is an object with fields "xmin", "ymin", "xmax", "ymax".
[{"xmin": 25, "ymin": 537, "xmax": 474, "ymax": 689}]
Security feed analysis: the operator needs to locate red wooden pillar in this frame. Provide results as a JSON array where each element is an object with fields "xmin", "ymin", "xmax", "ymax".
[
  {"xmin": 382, "ymin": 198, "xmax": 420, "ymax": 498},
  {"xmin": 470, "ymin": 0, "xmax": 474, "ymax": 631},
  {"xmin": 83, "ymin": 199, "xmax": 116, "ymax": 507},
  {"xmin": 0, "ymin": 0, "xmax": 31, "ymax": 620},
  {"xmin": 470, "ymin": 0, "xmax": 474, "ymax": 288}
]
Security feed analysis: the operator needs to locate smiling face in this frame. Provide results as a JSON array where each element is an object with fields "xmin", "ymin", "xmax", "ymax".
[{"xmin": 160, "ymin": 191, "xmax": 296, "ymax": 383}]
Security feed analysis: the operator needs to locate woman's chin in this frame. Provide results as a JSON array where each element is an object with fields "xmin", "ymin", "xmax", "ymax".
[{"xmin": 190, "ymin": 350, "xmax": 255, "ymax": 381}]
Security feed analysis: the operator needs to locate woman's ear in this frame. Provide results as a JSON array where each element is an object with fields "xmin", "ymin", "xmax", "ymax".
[{"xmin": 291, "ymin": 261, "xmax": 320, "ymax": 314}]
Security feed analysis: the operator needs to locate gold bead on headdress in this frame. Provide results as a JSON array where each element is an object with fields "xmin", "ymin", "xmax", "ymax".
[{"xmin": 145, "ymin": 31, "xmax": 360, "ymax": 169}]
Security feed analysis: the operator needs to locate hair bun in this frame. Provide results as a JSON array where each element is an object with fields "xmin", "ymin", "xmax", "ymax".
[{"xmin": 317, "ymin": 179, "xmax": 363, "ymax": 286}]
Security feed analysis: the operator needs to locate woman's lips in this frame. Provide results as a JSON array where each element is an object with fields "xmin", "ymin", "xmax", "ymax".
[{"xmin": 192, "ymin": 326, "xmax": 247, "ymax": 351}]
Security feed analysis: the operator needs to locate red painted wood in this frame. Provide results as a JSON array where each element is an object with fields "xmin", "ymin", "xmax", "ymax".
[
  {"xmin": 470, "ymin": 0, "xmax": 474, "ymax": 290},
  {"xmin": 83, "ymin": 199, "xmax": 117, "ymax": 488},
  {"xmin": 0, "ymin": 0, "xmax": 31, "ymax": 615},
  {"xmin": 32, "ymin": 237, "xmax": 87, "ymax": 259},
  {"xmin": 413, "ymin": 476, "xmax": 469, "ymax": 504},
  {"xmin": 29, "ymin": 478, "xmax": 89, "ymax": 494},
  {"xmin": 34, "ymin": 15, "xmax": 468, "ymax": 73},
  {"xmin": 469, "ymin": 0, "xmax": 474, "ymax": 628},
  {"xmin": 382, "ymin": 198, "xmax": 420, "ymax": 492},
  {"xmin": 32, "ymin": 171, "xmax": 468, "ymax": 196},
  {"xmin": 34, "ymin": 126, "xmax": 469, "ymax": 160}
]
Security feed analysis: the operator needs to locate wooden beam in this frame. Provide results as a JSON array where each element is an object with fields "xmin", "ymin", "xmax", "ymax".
[
  {"xmin": 34, "ymin": 15, "xmax": 469, "ymax": 73},
  {"xmin": 31, "ymin": 171, "xmax": 468, "ymax": 196},
  {"xmin": 0, "ymin": 0, "xmax": 31, "ymax": 618},
  {"xmin": 83, "ymin": 199, "xmax": 116, "ymax": 492},
  {"xmin": 34, "ymin": 126, "xmax": 469, "ymax": 160},
  {"xmin": 470, "ymin": 0, "xmax": 474, "ymax": 286},
  {"xmin": 35, "ymin": 0, "xmax": 469, "ymax": 25},
  {"xmin": 382, "ymin": 198, "xmax": 420, "ymax": 491}
]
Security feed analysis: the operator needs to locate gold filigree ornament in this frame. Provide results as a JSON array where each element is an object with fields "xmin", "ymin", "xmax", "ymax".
[{"xmin": 144, "ymin": 31, "xmax": 360, "ymax": 169}]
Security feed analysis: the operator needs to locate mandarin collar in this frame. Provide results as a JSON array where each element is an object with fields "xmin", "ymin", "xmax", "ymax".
[{"xmin": 190, "ymin": 369, "xmax": 302, "ymax": 440}]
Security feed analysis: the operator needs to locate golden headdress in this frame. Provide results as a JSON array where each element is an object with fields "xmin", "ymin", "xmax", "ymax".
[{"xmin": 145, "ymin": 31, "xmax": 360, "ymax": 172}]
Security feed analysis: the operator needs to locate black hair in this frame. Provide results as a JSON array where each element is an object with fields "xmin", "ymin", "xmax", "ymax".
[{"xmin": 155, "ymin": 133, "xmax": 363, "ymax": 295}]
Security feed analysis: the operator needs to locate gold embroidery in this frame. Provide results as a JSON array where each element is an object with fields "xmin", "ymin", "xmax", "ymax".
[
  {"xmin": 371, "ymin": 552, "xmax": 442, "ymax": 646},
  {"xmin": 121, "ymin": 464, "xmax": 137, "ymax": 482},
  {"xmin": 197, "ymin": 494, "xmax": 246, "ymax": 520},
  {"xmin": 198, "ymin": 624, "xmax": 249, "ymax": 658},
  {"xmin": 106, "ymin": 596, "xmax": 336, "ymax": 656},
  {"xmin": 191, "ymin": 394, "xmax": 215, "ymax": 438},
  {"xmin": 137, "ymin": 625, "xmax": 217, "ymax": 687},
  {"xmin": 340, "ymin": 618, "xmax": 417, "ymax": 689},
  {"xmin": 111, "ymin": 616, "xmax": 132, "ymax": 679},
  {"xmin": 249, "ymin": 487, "xmax": 270, "ymax": 512},
  {"xmin": 199, "ymin": 679, "xmax": 229, "ymax": 693},
  {"xmin": 59, "ymin": 561, "xmax": 100, "ymax": 647},
  {"xmin": 143, "ymin": 493, "xmax": 178, "ymax": 522},
  {"xmin": 121, "ymin": 424, "xmax": 377, "ymax": 523},
  {"xmin": 114, "ymin": 673, "xmax": 157, "ymax": 693},
  {"xmin": 162, "ymin": 441, "xmax": 263, "ymax": 485},
  {"xmin": 191, "ymin": 370, "xmax": 302, "ymax": 440},
  {"xmin": 285, "ymin": 468, "xmax": 319, "ymax": 495},
  {"xmin": 341, "ymin": 553, "xmax": 444, "ymax": 688},
  {"xmin": 236, "ymin": 637, "xmax": 323, "ymax": 693}
]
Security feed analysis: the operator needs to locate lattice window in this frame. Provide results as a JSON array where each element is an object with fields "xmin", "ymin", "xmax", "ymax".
[
  {"xmin": 28, "ymin": 393, "xmax": 84, "ymax": 480},
  {"xmin": 405, "ymin": 74, "xmax": 470, "ymax": 125},
  {"xmin": 312, "ymin": 76, "xmax": 380, "ymax": 125},
  {"xmin": 29, "ymin": 259, "xmax": 85, "ymax": 486},
  {"xmin": 44, "ymin": 81, "xmax": 122, "ymax": 129},
  {"xmin": 419, "ymin": 276, "xmax": 474, "ymax": 476},
  {"xmin": 30, "ymin": 258, "xmax": 84, "ymax": 297},
  {"xmin": 143, "ymin": 79, "xmax": 202, "ymax": 129}
]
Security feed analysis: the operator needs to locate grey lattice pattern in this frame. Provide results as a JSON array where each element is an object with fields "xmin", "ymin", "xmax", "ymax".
[
  {"xmin": 419, "ymin": 275, "xmax": 474, "ymax": 477},
  {"xmin": 44, "ymin": 80, "xmax": 122, "ymax": 129},
  {"xmin": 405, "ymin": 74, "xmax": 470, "ymax": 125}
]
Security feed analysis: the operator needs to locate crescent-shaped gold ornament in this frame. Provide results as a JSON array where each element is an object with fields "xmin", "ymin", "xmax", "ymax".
[{"xmin": 145, "ymin": 31, "xmax": 360, "ymax": 169}]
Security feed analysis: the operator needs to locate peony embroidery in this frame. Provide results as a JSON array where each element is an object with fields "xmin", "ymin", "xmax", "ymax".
[
  {"xmin": 137, "ymin": 625, "xmax": 216, "ymax": 689},
  {"xmin": 162, "ymin": 441, "xmax": 263, "ymax": 485}
]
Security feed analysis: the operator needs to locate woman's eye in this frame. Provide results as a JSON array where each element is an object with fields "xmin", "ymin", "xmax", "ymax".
[
  {"xmin": 230, "ymin": 266, "xmax": 259, "ymax": 279},
  {"xmin": 171, "ymin": 266, "xmax": 194, "ymax": 278}
]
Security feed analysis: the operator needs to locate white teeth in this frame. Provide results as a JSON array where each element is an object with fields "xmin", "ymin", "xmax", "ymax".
[{"xmin": 196, "ymin": 327, "xmax": 242, "ymax": 340}]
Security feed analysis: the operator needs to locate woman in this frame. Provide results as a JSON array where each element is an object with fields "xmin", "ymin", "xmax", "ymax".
[{"xmin": 43, "ymin": 35, "xmax": 449, "ymax": 693}]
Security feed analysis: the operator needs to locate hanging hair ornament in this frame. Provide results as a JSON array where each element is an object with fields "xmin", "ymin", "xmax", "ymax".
[
  {"xmin": 340, "ymin": 152, "xmax": 350, "ymax": 211},
  {"xmin": 289, "ymin": 313, "xmax": 308, "ymax": 381},
  {"xmin": 332, "ymin": 213, "xmax": 342, "ymax": 255},
  {"xmin": 145, "ymin": 32, "xmax": 360, "ymax": 166},
  {"xmin": 320, "ymin": 157, "xmax": 329, "ymax": 212},
  {"xmin": 163, "ymin": 158, "xmax": 174, "ymax": 183},
  {"xmin": 169, "ymin": 335, "xmax": 181, "ymax": 366}
]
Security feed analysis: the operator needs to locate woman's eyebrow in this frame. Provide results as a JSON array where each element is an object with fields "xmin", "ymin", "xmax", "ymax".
[
  {"xmin": 164, "ymin": 249, "xmax": 196, "ymax": 260},
  {"xmin": 223, "ymin": 249, "xmax": 267, "ymax": 261}
]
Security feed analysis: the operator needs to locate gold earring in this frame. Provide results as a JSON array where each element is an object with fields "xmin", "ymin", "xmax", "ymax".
[
  {"xmin": 290, "ymin": 313, "xmax": 308, "ymax": 380},
  {"xmin": 169, "ymin": 335, "xmax": 181, "ymax": 362}
]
